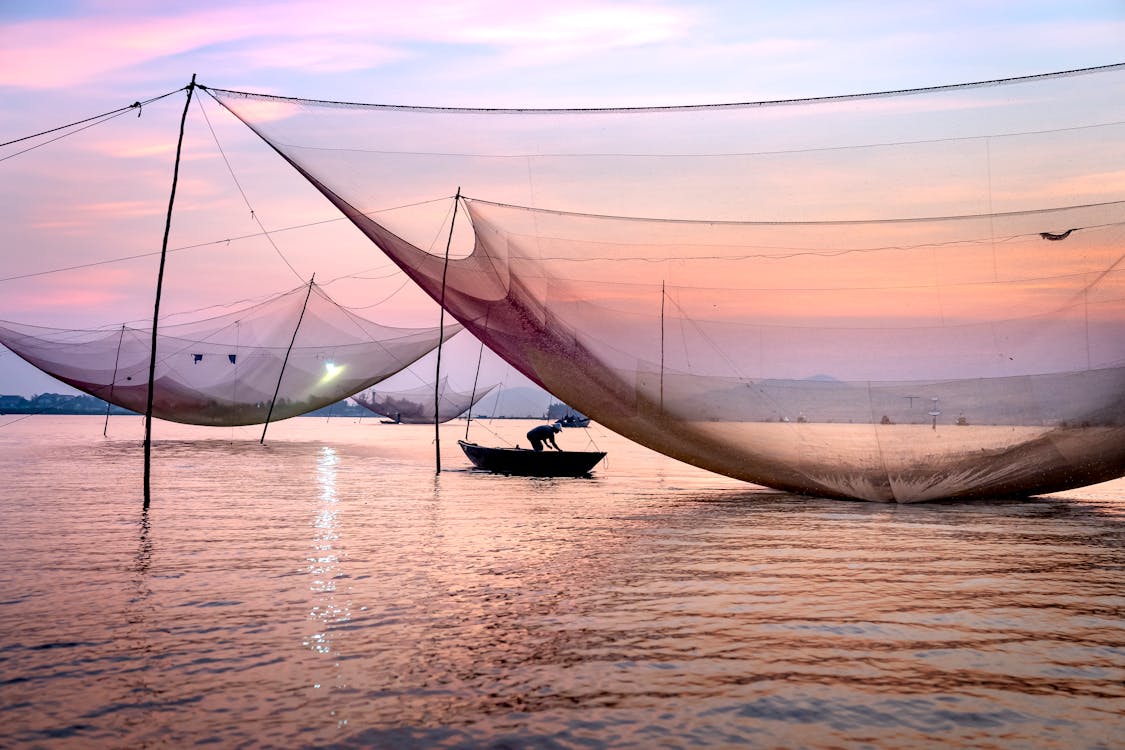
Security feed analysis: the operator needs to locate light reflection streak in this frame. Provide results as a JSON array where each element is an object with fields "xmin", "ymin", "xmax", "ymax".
[{"xmin": 304, "ymin": 445, "xmax": 351, "ymax": 719}]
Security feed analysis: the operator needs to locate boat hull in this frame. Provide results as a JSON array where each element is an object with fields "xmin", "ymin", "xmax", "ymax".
[{"xmin": 458, "ymin": 440, "xmax": 606, "ymax": 477}]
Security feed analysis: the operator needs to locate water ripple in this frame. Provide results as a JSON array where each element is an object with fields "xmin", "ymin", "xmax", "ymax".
[{"xmin": 0, "ymin": 417, "xmax": 1121, "ymax": 749}]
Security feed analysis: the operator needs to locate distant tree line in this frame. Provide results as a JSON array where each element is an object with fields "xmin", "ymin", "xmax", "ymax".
[
  {"xmin": 0, "ymin": 393, "xmax": 135, "ymax": 415},
  {"xmin": 2, "ymin": 393, "xmax": 573, "ymax": 420},
  {"xmin": 0, "ymin": 392, "xmax": 369, "ymax": 417},
  {"xmin": 302, "ymin": 400, "xmax": 372, "ymax": 418}
]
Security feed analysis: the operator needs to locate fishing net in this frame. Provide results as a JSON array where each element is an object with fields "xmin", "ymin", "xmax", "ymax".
[
  {"xmin": 204, "ymin": 64, "xmax": 1125, "ymax": 501},
  {"xmin": 354, "ymin": 376, "xmax": 498, "ymax": 423},
  {"xmin": 0, "ymin": 283, "xmax": 459, "ymax": 426}
]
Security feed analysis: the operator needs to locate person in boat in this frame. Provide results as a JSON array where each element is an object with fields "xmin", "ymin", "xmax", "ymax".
[{"xmin": 527, "ymin": 423, "xmax": 562, "ymax": 452}]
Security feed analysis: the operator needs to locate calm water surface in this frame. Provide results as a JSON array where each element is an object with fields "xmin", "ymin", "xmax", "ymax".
[{"xmin": 0, "ymin": 415, "xmax": 1122, "ymax": 749}]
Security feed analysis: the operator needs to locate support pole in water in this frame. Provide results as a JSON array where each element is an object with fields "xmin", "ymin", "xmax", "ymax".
[
  {"xmin": 144, "ymin": 74, "xmax": 196, "ymax": 509},
  {"xmin": 464, "ymin": 339, "xmax": 485, "ymax": 441},
  {"xmin": 260, "ymin": 274, "xmax": 316, "ymax": 444},
  {"xmin": 660, "ymin": 280, "xmax": 666, "ymax": 412},
  {"xmin": 104, "ymin": 324, "xmax": 126, "ymax": 437},
  {"xmin": 435, "ymin": 188, "xmax": 461, "ymax": 474}
]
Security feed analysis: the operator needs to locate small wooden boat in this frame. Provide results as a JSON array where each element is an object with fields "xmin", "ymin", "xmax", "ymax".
[{"xmin": 458, "ymin": 440, "xmax": 606, "ymax": 477}]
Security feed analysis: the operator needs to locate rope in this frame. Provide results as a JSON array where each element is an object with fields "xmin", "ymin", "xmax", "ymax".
[
  {"xmin": 0, "ymin": 198, "xmax": 447, "ymax": 286},
  {"xmin": 194, "ymin": 95, "xmax": 305, "ymax": 282},
  {"xmin": 469, "ymin": 196, "xmax": 1125, "ymax": 229},
  {"xmin": 0, "ymin": 88, "xmax": 184, "ymax": 161},
  {"xmin": 0, "ymin": 412, "xmax": 50, "ymax": 428},
  {"xmin": 199, "ymin": 63, "xmax": 1125, "ymax": 114}
]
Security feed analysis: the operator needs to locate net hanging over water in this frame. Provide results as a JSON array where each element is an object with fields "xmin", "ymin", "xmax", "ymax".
[
  {"xmin": 205, "ymin": 65, "xmax": 1125, "ymax": 501},
  {"xmin": 354, "ymin": 376, "xmax": 499, "ymax": 424},
  {"xmin": 0, "ymin": 283, "xmax": 460, "ymax": 426}
]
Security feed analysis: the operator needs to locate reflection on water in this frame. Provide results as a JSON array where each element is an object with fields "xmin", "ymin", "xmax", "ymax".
[
  {"xmin": 0, "ymin": 416, "xmax": 1121, "ymax": 749},
  {"xmin": 306, "ymin": 446, "xmax": 345, "ymax": 656},
  {"xmin": 306, "ymin": 445, "xmax": 350, "ymax": 729}
]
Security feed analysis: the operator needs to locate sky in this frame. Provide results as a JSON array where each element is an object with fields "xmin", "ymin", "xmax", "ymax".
[{"xmin": 1, "ymin": 0, "xmax": 1123, "ymax": 396}]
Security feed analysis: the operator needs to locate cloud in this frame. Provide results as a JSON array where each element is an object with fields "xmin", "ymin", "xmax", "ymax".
[
  {"xmin": 0, "ymin": 3, "xmax": 399, "ymax": 89},
  {"xmin": 0, "ymin": 1, "xmax": 697, "ymax": 90},
  {"xmin": 226, "ymin": 38, "xmax": 407, "ymax": 73},
  {"xmin": 0, "ymin": 11, "xmax": 244, "ymax": 89},
  {"xmin": 456, "ymin": 4, "xmax": 689, "ymax": 49},
  {"xmin": 3, "ymin": 265, "xmax": 137, "ymax": 315}
]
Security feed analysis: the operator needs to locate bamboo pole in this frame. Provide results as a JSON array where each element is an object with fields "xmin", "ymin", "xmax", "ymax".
[
  {"xmin": 104, "ymin": 324, "xmax": 125, "ymax": 437},
  {"xmin": 434, "ymin": 188, "xmax": 461, "ymax": 473},
  {"xmin": 144, "ymin": 75, "xmax": 196, "ymax": 509},
  {"xmin": 260, "ymin": 275, "xmax": 316, "ymax": 444},
  {"xmin": 464, "ymin": 339, "xmax": 485, "ymax": 441}
]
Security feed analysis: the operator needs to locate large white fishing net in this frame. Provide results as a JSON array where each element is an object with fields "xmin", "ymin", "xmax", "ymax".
[
  {"xmin": 205, "ymin": 65, "xmax": 1125, "ymax": 501},
  {"xmin": 0, "ymin": 283, "xmax": 459, "ymax": 426}
]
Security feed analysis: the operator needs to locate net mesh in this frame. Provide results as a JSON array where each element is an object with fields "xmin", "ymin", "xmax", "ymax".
[
  {"xmin": 354, "ymin": 376, "xmax": 498, "ymax": 423},
  {"xmin": 0, "ymin": 283, "xmax": 459, "ymax": 426},
  {"xmin": 205, "ymin": 65, "xmax": 1125, "ymax": 501}
]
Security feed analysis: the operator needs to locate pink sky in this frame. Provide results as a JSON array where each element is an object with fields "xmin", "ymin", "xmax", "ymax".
[{"xmin": 1, "ymin": 0, "xmax": 1123, "ymax": 394}]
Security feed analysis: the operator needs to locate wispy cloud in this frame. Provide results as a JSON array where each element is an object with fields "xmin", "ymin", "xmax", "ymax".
[{"xmin": 0, "ymin": 1, "xmax": 696, "ymax": 89}]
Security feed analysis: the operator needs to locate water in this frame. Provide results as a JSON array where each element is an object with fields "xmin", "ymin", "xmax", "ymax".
[{"xmin": 0, "ymin": 415, "xmax": 1122, "ymax": 749}]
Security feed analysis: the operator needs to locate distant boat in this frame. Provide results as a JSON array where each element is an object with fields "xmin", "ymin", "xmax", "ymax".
[
  {"xmin": 458, "ymin": 440, "xmax": 605, "ymax": 477},
  {"xmin": 555, "ymin": 414, "xmax": 590, "ymax": 428}
]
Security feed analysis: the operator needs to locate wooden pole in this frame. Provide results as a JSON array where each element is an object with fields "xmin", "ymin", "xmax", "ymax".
[
  {"xmin": 660, "ymin": 280, "xmax": 666, "ymax": 412},
  {"xmin": 260, "ymin": 275, "xmax": 316, "ymax": 444},
  {"xmin": 144, "ymin": 75, "xmax": 196, "ymax": 509},
  {"xmin": 435, "ymin": 188, "xmax": 461, "ymax": 473},
  {"xmin": 104, "ymin": 324, "xmax": 125, "ymax": 437},
  {"xmin": 464, "ymin": 339, "xmax": 485, "ymax": 441}
]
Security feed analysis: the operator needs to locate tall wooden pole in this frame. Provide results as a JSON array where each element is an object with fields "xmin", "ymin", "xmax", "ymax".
[
  {"xmin": 104, "ymin": 324, "xmax": 126, "ymax": 437},
  {"xmin": 660, "ymin": 280, "xmax": 666, "ymax": 412},
  {"xmin": 435, "ymin": 188, "xmax": 461, "ymax": 474},
  {"xmin": 260, "ymin": 275, "xmax": 316, "ymax": 444},
  {"xmin": 464, "ymin": 339, "xmax": 485, "ymax": 441},
  {"xmin": 144, "ymin": 75, "xmax": 196, "ymax": 509}
]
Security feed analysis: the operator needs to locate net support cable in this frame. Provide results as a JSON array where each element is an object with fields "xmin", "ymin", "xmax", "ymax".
[
  {"xmin": 197, "ymin": 63, "xmax": 1125, "ymax": 115},
  {"xmin": 0, "ymin": 87, "xmax": 185, "ymax": 162},
  {"xmin": 194, "ymin": 95, "xmax": 305, "ymax": 283}
]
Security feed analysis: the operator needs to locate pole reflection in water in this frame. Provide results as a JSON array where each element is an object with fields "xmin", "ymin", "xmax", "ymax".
[
  {"xmin": 122, "ymin": 507, "xmax": 156, "ymax": 714},
  {"xmin": 305, "ymin": 445, "xmax": 351, "ymax": 725}
]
